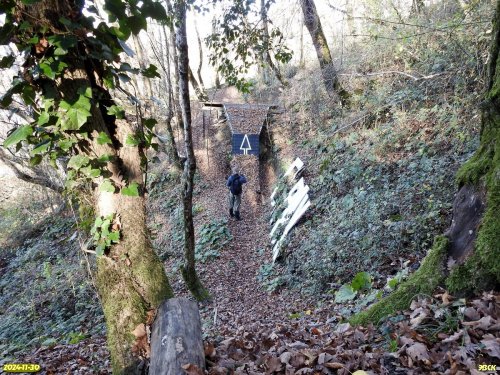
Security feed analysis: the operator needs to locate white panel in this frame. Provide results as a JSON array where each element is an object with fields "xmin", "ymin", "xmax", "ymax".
[
  {"xmin": 282, "ymin": 199, "xmax": 310, "ymax": 238},
  {"xmin": 284, "ymin": 157, "xmax": 304, "ymax": 178},
  {"xmin": 270, "ymin": 158, "xmax": 310, "ymax": 264}
]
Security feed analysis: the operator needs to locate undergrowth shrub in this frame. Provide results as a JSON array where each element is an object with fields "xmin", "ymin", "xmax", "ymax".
[{"xmin": 273, "ymin": 0, "xmax": 492, "ymax": 295}]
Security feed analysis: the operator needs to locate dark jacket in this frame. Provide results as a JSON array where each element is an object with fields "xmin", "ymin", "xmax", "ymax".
[{"xmin": 227, "ymin": 174, "xmax": 247, "ymax": 194}]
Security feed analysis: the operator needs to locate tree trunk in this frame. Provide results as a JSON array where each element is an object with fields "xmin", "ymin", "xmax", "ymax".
[
  {"xmin": 149, "ymin": 298, "xmax": 205, "ymax": 374},
  {"xmin": 193, "ymin": 16, "xmax": 206, "ymax": 91},
  {"xmin": 445, "ymin": 0, "xmax": 500, "ymax": 293},
  {"xmin": 14, "ymin": 2, "xmax": 174, "ymax": 373},
  {"xmin": 260, "ymin": 0, "xmax": 286, "ymax": 86},
  {"xmin": 151, "ymin": 24, "xmax": 182, "ymax": 170},
  {"xmin": 299, "ymin": 17, "xmax": 305, "ymax": 69},
  {"xmin": 174, "ymin": 0, "xmax": 210, "ymax": 301},
  {"xmin": 0, "ymin": 148, "xmax": 64, "ymax": 193},
  {"xmin": 299, "ymin": 0, "xmax": 349, "ymax": 106},
  {"xmin": 132, "ymin": 34, "xmax": 153, "ymax": 100},
  {"xmin": 346, "ymin": 0, "xmax": 356, "ymax": 37},
  {"xmin": 165, "ymin": 0, "xmax": 185, "ymax": 143},
  {"xmin": 188, "ymin": 65, "xmax": 209, "ymax": 102},
  {"xmin": 212, "ymin": 18, "xmax": 222, "ymax": 89}
]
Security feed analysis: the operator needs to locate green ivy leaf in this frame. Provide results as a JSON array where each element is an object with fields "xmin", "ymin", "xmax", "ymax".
[
  {"xmin": 121, "ymin": 182, "xmax": 139, "ymax": 196},
  {"xmin": 119, "ymin": 63, "xmax": 139, "ymax": 73},
  {"xmin": 0, "ymin": 23, "xmax": 15, "ymax": 45},
  {"xmin": 106, "ymin": 105, "xmax": 125, "ymax": 119},
  {"xmin": 59, "ymin": 95, "xmax": 91, "ymax": 130},
  {"xmin": 97, "ymin": 132, "xmax": 112, "ymax": 145},
  {"xmin": 31, "ymin": 140, "xmax": 51, "ymax": 155},
  {"xmin": 104, "ymin": 0, "xmax": 127, "ymax": 22},
  {"xmin": 334, "ymin": 284, "xmax": 357, "ymax": 303},
  {"xmin": 59, "ymin": 138, "xmax": 75, "ymax": 151},
  {"xmin": 0, "ymin": 55, "xmax": 15, "ymax": 69},
  {"xmin": 141, "ymin": 64, "xmax": 160, "ymax": 78},
  {"xmin": 30, "ymin": 154, "xmax": 43, "ymax": 166},
  {"xmin": 37, "ymin": 112, "xmax": 50, "ymax": 126},
  {"xmin": 125, "ymin": 134, "xmax": 140, "ymax": 146},
  {"xmin": 98, "ymin": 154, "xmax": 113, "ymax": 163},
  {"xmin": 3, "ymin": 125, "xmax": 33, "ymax": 148},
  {"xmin": 126, "ymin": 15, "xmax": 147, "ymax": 35},
  {"xmin": 67, "ymin": 154, "xmax": 90, "ymax": 169},
  {"xmin": 21, "ymin": 85, "xmax": 35, "ymax": 106},
  {"xmin": 95, "ymin": 245, "xmax": 105, "ymax": 257},
  {"xmin": 144, "ymin": 118, "xmax": 157, "ymax": 129},
  {"xmin": 141, "ymin": 1, "xmax": 167, "ymax": 20},
  {"xmin": 108, "ymin": 231, "xmax": 120, "ymax": 242},
  {"xmin": 351, "ymin": 272, "xmax": 372, "ymax": 292},
  {"xmin": 99, "ymin": 179, "xmax": 115, "ymax": 192}
]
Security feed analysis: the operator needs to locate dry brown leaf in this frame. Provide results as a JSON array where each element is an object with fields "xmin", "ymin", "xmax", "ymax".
[
  {"xmin": 442, "ymin": 330, "xmax": 463, "ymax": 343},
  {"xmin": 182, "ymin": 363, "xmax": 205, "ymax": 375},
  {"xmin": 280, "ymin": 351, "xmax": 292, "ymax": 365},
  {"xmin": 289, "ymin": 353, "xmax": 306, "ymax": 368},
  {"xmin": 265, "ymin": 356, "xmax": 282, "ymax": 373},
  {"xmin": 310, "ymin": 327, "xmax": 322, "ymax": 336},
  {"xmin": 462, "ymin": 316, "xmax": 496, "ymax": 330},
  {"xmin": 317, "ymin": 352, "xmax": 333, "ymax": 365},
  {"xmin": 204, "ymin": 343, "xmax": 216, "ymax": 358},
  {"xmin": 480, "ymin": 335, "xmax": 500, "ymax": 359},
  {"xmin": 441, "ymin": 291, "xmax": 452, "ymax": 306},
  {"xmin": 131, "ymin": 324, "xmax": 146, "ymax": 338},
  {"xmin": 406, "ymin": 342, "xmax": 430, "ymax": 364},
  {"xmin": 324, "ymin": 362, "xmax": 344, "ymax": 369},
  {"xmin": 35, "ymin": 38, "xmax": 49, "ymax": 54},
  {"xmin": 336, "ymin": 323, "xmax": 351, "ymax": 334},
  {"xmin": 300, "ymin": 348, "xmax": 318, "ymax": 364},
  {"xmin": 464, "ymin": 307, "xmax": 481, "ymax": 321}
]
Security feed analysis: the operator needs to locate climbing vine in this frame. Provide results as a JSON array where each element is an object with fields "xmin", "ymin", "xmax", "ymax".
[
  {"xmin": 0, "ymin": 0, "xmax": 165, "ymax": 196},
  {"xmin": 207, "ymin": 0, "xmax": 293, "ymax": 92}
]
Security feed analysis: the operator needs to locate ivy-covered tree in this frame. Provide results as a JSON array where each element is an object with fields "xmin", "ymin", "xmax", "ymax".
[
  {"xmin": 0, "ymin": 0, "xmax": 173, "ymax": 373},
  {"xmin": 207, "ymin": 0, "xmax": 292, "ymax": 92}
]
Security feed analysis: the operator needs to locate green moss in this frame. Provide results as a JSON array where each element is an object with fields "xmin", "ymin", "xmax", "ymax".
[
  {"xmin": 131, "ymin": 248, "xmax": 174, "ymax": 306},
  {"xmin": 350, "ymin": 236, "xmax": 448, "ymax": 326},
  {"xmin": 96, "ymin": 258, "xmax": 148, "ymax": 374}
]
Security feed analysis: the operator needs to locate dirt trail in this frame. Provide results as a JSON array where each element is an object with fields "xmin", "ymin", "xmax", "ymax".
[{"xmin": 180, "ymin": 95, "xmax": 311, "ymax": 335}]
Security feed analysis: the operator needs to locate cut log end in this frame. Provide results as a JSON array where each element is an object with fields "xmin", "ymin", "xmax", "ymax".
[{"xmin": 149, "ymin": 298, "xmax": 205, "ymax": 375}]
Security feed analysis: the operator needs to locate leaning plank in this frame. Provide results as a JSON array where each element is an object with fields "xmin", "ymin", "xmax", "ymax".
[{"xmin": 149, "ymin": 298, "xmax": 205, "ymax": 375}]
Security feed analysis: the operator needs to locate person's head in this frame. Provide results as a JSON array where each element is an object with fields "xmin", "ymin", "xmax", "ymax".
[{"xmin": 232, "ymin": 165, "xmax": 240, "ymax": 175}]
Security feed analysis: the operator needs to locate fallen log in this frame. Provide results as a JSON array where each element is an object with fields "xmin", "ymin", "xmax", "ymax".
[{"xmin": 149, "ymin": 298, "xmax": 205, "ymax": 375}]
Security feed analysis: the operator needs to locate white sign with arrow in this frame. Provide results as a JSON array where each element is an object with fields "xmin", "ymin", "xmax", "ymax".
[{"xmin": 240, "ymin": 134, "xmax": 252, "ymax": 155}]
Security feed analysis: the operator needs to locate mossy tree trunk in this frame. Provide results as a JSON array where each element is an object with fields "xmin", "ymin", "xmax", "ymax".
[
  {"xmin": 174, "ymin": 0, "xmax": 210, "ymax": 301},
  {"xmin": 351, "ymin": 0, "xmax": 500, "ymax": 326},
  {"xmin": 446, "ymin": 0, "xmax": 500, "ymax": 293},
  {"xmin": 14, "ymin": 2, "xmax": 174, "ymax": 373},
  {"xmin": 299, "ymin": 0, "xmax": 349, "ymax": 106}
]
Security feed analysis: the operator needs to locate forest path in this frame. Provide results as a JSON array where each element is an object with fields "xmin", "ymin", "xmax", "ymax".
[{"xmin": 178, "ymin": 91, "xmax": 312, "ymax": 336}]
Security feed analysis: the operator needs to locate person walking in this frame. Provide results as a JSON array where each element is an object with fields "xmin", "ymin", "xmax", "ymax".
[{"xmin": 227, "ymin": 167, "xmax": 247, "ymax": 220}]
